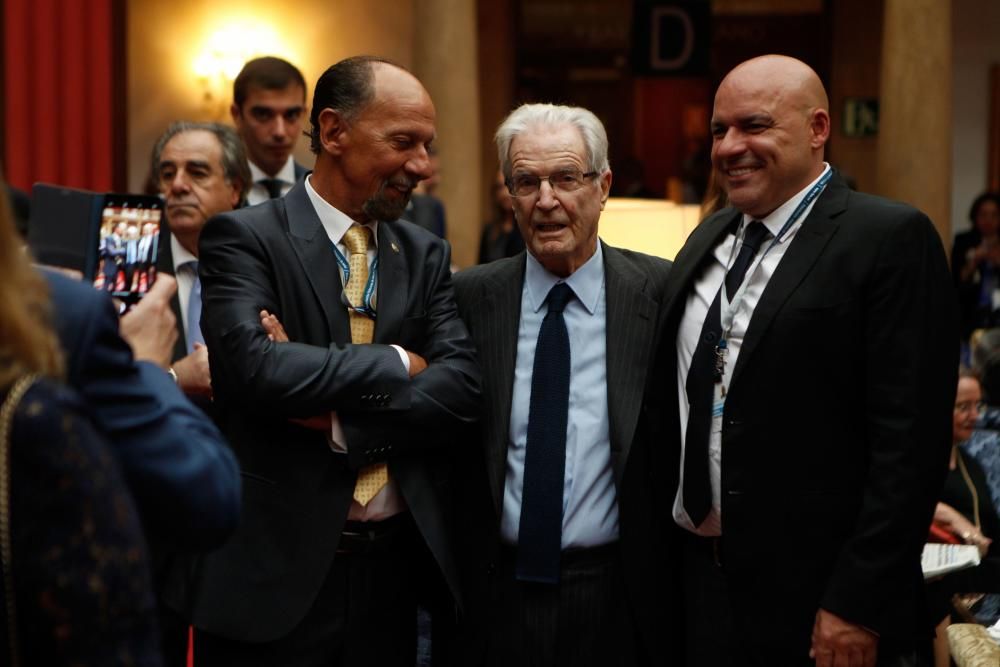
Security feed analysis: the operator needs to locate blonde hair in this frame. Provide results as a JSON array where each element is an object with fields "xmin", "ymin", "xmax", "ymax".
[{"xmin": 0, "ymin": 178, "xmax": 63, "ymax": 388}]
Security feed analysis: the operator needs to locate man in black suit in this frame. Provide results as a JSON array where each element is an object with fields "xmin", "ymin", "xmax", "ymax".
[
  {"xmin": 231, "ymin": 56, "xmax": 312, "ymax": 204},
  {"xmin": 452, "ymin": 103, "xmax": 675, "ymax": 666},
  {"xmin": 186, "ymin": 55, "xmax": 481, "ymax": 665},
  {"xmin": 151, "ymin": 121, "xmax": 250, "ymax": 399},
  {"xmin": 664, "ymin": 55, "xmax": 956, "ymax": 666}
]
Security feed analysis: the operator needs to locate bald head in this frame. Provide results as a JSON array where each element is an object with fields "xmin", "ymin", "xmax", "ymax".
[
  {"xmin": 710, "ymin": 55, "xmax": 831, "ymax": 219},
  {"xmin": 722, "ymin": 55, "xmax": 829, "ymax": 114}
]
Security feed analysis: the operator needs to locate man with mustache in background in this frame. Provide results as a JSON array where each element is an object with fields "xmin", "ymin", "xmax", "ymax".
[{"xmin": 181, "ymin": 55, "xmax": 481, "ymax": 666}]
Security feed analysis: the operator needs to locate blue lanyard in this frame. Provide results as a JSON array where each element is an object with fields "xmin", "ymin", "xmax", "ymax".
[
  {"xmin": 719, "ymin": 166, "xmax": 832, "ymax": 343},
  {"xmin": 331, "ymin": 242, "xmax": 379, "ymax": 319}
]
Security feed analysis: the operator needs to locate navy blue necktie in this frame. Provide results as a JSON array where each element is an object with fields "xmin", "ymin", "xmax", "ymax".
[
  {"xmin": 517, "ymin": 282, "xmax": 574, "ymax": 584},
  {"xmin": 683, "ymin": 221, "xmax": 769, "ymax": 527},
  {"xmin": 259, "ymin": 178, "xmax": 284, "ymax": 199}
]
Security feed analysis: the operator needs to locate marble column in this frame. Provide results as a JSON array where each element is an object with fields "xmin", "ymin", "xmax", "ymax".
[
  {"xmin": 413, "ymin": 0, "xmax": 482, "ymax": 268},
  {"xmin": 877, "ymin": 0, "xmax": 952, "ymax": 243}
]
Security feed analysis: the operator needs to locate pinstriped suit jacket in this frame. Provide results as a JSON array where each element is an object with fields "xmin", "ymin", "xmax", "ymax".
[{"xmin": 452, "ymin": 242, "xmax": 680, "ymax": 664}]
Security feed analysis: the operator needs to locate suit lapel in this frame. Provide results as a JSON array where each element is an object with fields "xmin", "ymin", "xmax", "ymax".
[
  {"xmin": 730, "ymin": 176, "xmax": 849, "ymax": 387},
  {"xmin": 663, "ymin": 210, "xmax": 741, "ymax": 328},
  {"xmin": 602, "ymin": 243, "xmax": 657, "ymax": 485},
  {"xmin": 372, "ymin": 223, "xmax": 406, "ymax": 344},
  {"xmin": 284, "ymin": 183, "xmax": 351, "ymax": 343},
  {"xmin": 479, "ymin": 255, "xmax": 526, "ymax": 515},
  {"xmin": 170, "ymin": 290, "xmax": 187, "ymax": 362}
]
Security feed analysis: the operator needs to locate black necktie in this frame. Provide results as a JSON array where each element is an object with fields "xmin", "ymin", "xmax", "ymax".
[
  {"xmin": 683, "ymin": 221, "xmax": 770, "ymax": 527},
  {"xmin": 259, "ymin": 178, "xmax": 284, "ymax": 199},
  {"xmin": 517, "ymin": 282, "xmax": 574, "ymax": 584}
]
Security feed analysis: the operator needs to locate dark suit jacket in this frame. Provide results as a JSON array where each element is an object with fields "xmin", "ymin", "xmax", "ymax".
[
  {"xmin": 452, "ymin": 243, "xmax": 679, "ymax": 665},
  {"xmin": 183, "ymin": 181, "xmax": 481, "ymax": 642},
  {"xmin": 403, "ymin": 193, "xmax": 447, "ymax": 239},
  {"xmin": 44, "ymin": 270, "xmax": 240, "ymax": 551},
  {"xmin": 661, "ymin": 172, "xmax": 958, "ymax": 652}
]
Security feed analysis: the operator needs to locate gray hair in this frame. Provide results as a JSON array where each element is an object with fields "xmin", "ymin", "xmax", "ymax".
[
  {"xmin": 151, "ymin": 121, "xmax": 252, "ymax": 207},
  {"xmin": 495, "ymin": 103, "xmax": 610, "ymax": 179}
]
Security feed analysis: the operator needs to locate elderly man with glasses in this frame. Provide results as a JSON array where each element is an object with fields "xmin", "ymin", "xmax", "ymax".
[{"xmin": 452, "ymin": 102, "xmax": 677, "ymax": 666}]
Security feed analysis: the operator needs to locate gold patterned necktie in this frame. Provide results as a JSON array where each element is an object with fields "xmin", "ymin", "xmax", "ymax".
[{"xmin": 342, "ymin": 225, "xmax": 388, "ymax": 505}]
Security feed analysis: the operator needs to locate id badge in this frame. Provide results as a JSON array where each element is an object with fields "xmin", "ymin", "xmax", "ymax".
[{"xmin": 711, "ymin": 383, "xmax": 725, "ymax": 435}]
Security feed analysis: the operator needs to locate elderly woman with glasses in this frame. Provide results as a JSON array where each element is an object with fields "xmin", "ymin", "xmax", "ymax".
[
  {"xmin": 936, "ymin": 370, "xmax": 996, "ymax": 554},
  {"xmin": 927, "ymin": 369, "xmax": 1000, "ymax": 634}
]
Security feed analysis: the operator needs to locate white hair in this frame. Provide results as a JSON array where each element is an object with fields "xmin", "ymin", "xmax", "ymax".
[{"xmin": 494, "ymin": 103, "xmax": 610, "ymax": 179}]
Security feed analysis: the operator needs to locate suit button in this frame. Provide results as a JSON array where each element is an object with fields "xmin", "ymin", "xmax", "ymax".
[
  {"xmin": 703, "ymin": 331, "xmax": 717, "ymax": 343},
  {"xmin": 727, "ymin": 489, "xmax": 744, "ymax": 496},
  {"xmin": 725, "ymin": 418, "xmax": 741, "ymax": 426},
  {"xmin": 486, "ymin": 562, "xmax": 496, "ymax": 575}
]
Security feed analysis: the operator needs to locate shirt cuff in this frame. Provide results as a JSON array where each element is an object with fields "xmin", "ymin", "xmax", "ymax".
[
  {"xmin": 391, "ymin": 344, "xmax": 410, "ymax": 373},
  {"xmin": 329, "ymin": 412, "xmax": 347, "ymax": 453}
]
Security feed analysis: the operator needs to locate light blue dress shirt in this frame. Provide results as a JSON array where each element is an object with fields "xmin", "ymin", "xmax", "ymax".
[{"xmin": 501, "ymin": 243, "xmax": 620, "ymax": 549}]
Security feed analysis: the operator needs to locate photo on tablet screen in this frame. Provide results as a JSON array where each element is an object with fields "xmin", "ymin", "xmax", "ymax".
[{"xmin": 93, "ymin": 198, "xmax": 162, "ymax": 312}]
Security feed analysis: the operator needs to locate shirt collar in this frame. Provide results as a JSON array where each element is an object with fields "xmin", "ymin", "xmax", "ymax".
[
  {"xmin": 170, "ymin": 233, "xmax": 197, "ymax": 271},
  {"xmin": 524, "ymin": 242, "xmax": 604, "ymax": 315},
  {"xmin": 249, "ymin": 156, "xmax": 296, "ymax": 185},
  {"xmin": 742, "ymin": 162, "xmax": 831, "ymax": 241},
  {"xmin": 304, "ymin": 175, "xmax": 379, "ymax": 248}
]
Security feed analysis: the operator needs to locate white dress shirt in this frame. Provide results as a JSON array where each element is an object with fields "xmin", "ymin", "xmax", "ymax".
[
  {"xmin": 674, "ymin": 164, "xmax": 831, "ymax": 536},
  {"xmin": 247, "ymin": 157, "xmax": 297, "ymax": 206}
]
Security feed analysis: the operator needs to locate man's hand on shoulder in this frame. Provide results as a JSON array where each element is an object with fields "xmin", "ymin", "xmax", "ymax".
[
  {"xmin": 119, "ymin": 274, "xmax": 179, "ymax": 369},
  {"xmin": 810, "ymin": 609, "xmax": 877, "ymax": 667},
  {"xmin": 173, "ymin": 342, "xmax": 212, "ymax": 397}
]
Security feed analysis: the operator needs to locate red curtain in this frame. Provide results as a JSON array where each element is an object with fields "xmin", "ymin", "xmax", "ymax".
[{"xmin": 3, "ymin": 0, "xmax": 124, "ymax": 192}]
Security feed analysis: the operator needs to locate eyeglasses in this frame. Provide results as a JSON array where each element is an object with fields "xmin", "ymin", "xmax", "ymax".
[
  {"xmin": 954, "ymin": 400, "xmax": 985, "ymax": 415},
  {"xmin": 506, "ymin": 169, "xmax": 599, "ymax": 197}
]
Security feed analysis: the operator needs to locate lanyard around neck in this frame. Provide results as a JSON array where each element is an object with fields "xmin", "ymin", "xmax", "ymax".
[
  {"xmin": 718, "ymin": 167, "xmax": 832, "ymax": 341},
  {"xmin": 331, "ymin": 241, "xmax": 379, "ymax": 318}
]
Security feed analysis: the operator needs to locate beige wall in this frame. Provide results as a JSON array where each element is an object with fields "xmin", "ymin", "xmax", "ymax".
[
  {"xmin": 413, "ymin": 0, "xmax": 482, "ymax": 268},
  {"xmin": 126, "ymin": 0, "xmax": 414, "ymax": 192},
  {"xmin": 877, "ymin": 0, "xmax": 952, "ymax": 243},
  {"xmin": 951, "ymin": 0, "xmax": 1000, "ymax": 237},
  {"xmin": 828, "ymin": 0, "xmax": 883, "ymax": 194}
]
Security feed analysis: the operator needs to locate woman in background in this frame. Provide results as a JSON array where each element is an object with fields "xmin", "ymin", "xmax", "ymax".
[
  {"xmin": 952, "ymin": 192, "xmax": 1000, "ymax": 349},
  {"xmin": 478, "ymin": 170, "xmax": 524, "ymax": 264},
  {"xmin": 0, "ymin": 182, "xmax": 162, "ymax": 665}
]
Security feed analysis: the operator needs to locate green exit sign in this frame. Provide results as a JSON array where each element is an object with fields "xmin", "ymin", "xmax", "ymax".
[{"xmin": 843, "ymin": 98, "xmax": 879, "ymax": 137}]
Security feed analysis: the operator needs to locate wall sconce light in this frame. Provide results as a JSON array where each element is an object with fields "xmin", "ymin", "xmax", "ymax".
[{"xmin": 192, "ymin": 23, "xmax": 293, "ymax": 120}]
